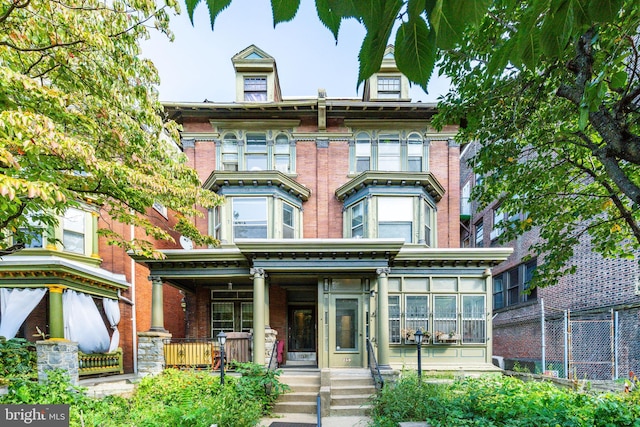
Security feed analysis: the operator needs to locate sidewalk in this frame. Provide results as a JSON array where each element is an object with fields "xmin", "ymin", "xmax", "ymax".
[{"xmin": 259, "ymin": 413, "xmax": 371, "ymax": 426}]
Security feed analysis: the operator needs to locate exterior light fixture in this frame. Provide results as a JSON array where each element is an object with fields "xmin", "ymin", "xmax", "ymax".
[
  {"xmin": 217, "ymin": 331, "xmax": 227, "ymax": 385},
  {"xmin": 414, "ymin": 329, "xmax": 423, "ymax": 379}
]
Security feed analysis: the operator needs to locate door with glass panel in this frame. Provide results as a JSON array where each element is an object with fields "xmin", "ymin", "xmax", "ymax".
[{"xmin": 329, "ymin": 296, "xmax": 364, "ymax": 367}]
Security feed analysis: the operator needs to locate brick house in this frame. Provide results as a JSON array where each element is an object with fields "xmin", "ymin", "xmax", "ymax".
[
  {"xmin": 130, "ymin": 45, "xmax": 511, "ymax": 373},
  {"xmin": 460, "ymin": 140, "xmax": 640, "ymax": 379}
]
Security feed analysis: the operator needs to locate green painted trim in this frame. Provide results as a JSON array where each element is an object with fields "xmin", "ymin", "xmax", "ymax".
[
  {"xmin": 202, "ymin": 170, "xmax": 311, "ymax": 201},
  {"xmin": 335, "ymin": 171, "xmax": 445, "ymax": 202}
]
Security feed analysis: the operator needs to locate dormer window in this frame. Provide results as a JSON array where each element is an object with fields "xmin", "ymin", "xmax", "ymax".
[
  {"xmin": 244, "ymin": 77, "xmax": 267, "ymax": 101},
  {"xmin": 377, "ymin": 76, "xmax": 401, "ymax": 99}
]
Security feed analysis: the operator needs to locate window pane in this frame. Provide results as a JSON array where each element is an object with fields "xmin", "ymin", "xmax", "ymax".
[
  {"xmin": 493, "ymin": 276, "xmax": 504, "ymax": 309},
  {"xmin": 351, "ymin": 202, "xmax": 364, "ymax": 237},
  {"xmin": 63, "ymin": 208, "xmax": 85, "ymax": 254},
  {"xmin": 378, "ymin": 222, "xmax": 412, "ymax": 241},
  {"xmin": 283, "ymin": 203, "xmax": 294, "ymax": 239},
  {"xmin": 233, "ymin": 198, "xmax": 267, "ymax": 239},
  {"xmin": 434, "ymin": 296, "xmax": 457, "ymax": 339},
  {"xmin": 405, "ymin": 295, "xmax": 428, "ymax": 342},
  {"xmin": 378, "ymin": 134, "xmax": 400, "ymax": 171},
  {"xmin": 222, "ymin": 135, "xmax": 239, "ymax": 170},
  {"xmin": 508, "ymin": 267, "xmax": 520, "ymax": 305},
  {"xmin": 475, "ymin": 223, "xmax": 484, "ymax": 247},
  {"xmin": 212, "ymin": 302, "xmax": 234, "ymax": 337},
  {"xmin": 377, "ymin": 77, "xmax": 401, "ymax": 98},
  {"xmin": 378, "ymin": 197, "xmax": 412, "ymax": 221},
  {"xmin": 244, "ymin": 77, "xmax": 267, "ymax": 101},
  {"xmin": 463, "ymin": 295, "xmax": 486, "ymax": 343},
  {"xmin": 241, "ymin": 302, "xmax": 253, "ymax": 332},
  {"xmin": 355, "ymin": 133, "xmax": 371, "ymax": 172},
  {"xmin": 388, "ymin": 295, "xmax": 401, "ymax": 344},
  {"xmin": 335, "ymin": 299, "xmax": 358, "ymax": 351},
  {"xmin": 408, "ymin": 133, "xmax": 423, "ymax": 171}
]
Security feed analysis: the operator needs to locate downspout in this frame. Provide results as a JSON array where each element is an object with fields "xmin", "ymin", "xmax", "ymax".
[{"xmin": 130, "ymin": 222, "xmax": 138, "ymax": 373}]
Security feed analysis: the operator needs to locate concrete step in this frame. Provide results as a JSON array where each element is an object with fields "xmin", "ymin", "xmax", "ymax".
[
  {"xmin": 277, "ymin": 391, "xmax": 318, "ymax": 403},
  {"xmin": 273, "ymin": 401, "xmax": 318, "ymax": 414},
  {"xmin": 329, "ymin": 404, "xmax": 372, "ymax": 417},
  {"xmin": 331, "ymin": 393, "xmax": 374, "ymax": 405},
  {"xmin": 330, "ymin": 384, "xmax": 376, "ymax": 395}
]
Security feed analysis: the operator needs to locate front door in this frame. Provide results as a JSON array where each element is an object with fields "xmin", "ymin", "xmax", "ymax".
[
  {"xmin": 287, "ymin": 306, "xmax": 316, "ymax": 365},
  {"xmin": 329, "ymin": 295, "xmax": 364, "ymax": 367}
]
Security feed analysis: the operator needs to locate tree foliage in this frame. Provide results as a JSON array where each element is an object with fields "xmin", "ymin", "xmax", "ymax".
[
  {"xmin": 0, "ymin": 0, "xmax": 222, "ymax": 257},
  {"xmin": 190, "ymin": 0, "xmax": 640, "ymax": 287}
]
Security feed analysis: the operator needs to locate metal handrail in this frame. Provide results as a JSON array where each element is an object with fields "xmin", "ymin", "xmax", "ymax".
[{"xmin": 367, "ymin": 339, "xmax": 384, "ymax": 390}]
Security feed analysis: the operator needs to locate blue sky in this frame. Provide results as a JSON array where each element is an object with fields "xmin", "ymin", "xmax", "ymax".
[{"xmin": 140, "ymin": 1, "xmax": 450, "ymax": 103}]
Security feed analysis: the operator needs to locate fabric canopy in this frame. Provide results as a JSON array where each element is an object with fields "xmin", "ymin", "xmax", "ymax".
[{"xmin": 0, "ymin": 288, "xmax": 47, "ymax": 339}]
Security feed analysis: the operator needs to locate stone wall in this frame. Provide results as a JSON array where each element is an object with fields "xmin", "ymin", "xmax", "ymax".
[
  {"xmin": 36, "ymin": 340, "xmax": 79, "ymax": 385},
  {"xmin": 137, "ymin": 331, "xmax": 171, "ymax": 377}
]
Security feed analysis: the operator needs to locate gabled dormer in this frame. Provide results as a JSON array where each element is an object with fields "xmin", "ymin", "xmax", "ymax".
[
  {"xmin": 362, "ymin": 45, "xmax": 411, "ymax": 102},
  {"xmin": 232, "ymin": 45, "xmax": 282, "ymax": 103}
]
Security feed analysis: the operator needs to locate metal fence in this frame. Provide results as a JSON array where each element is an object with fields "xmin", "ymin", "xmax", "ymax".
[{"xmin": 541, "ymin": 300, "xmax": 619, "ymax": 380}]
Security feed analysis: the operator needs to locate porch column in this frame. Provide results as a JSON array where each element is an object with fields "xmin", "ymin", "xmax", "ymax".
[
  {"xmin": 251, "ymin": 268, "xmax": 266, "ymax": 365},
  {"xmin": 264, "ymin": 280, "xmax": 270, "ymax": 327},
  {"xmin": 376, "ymin": 267, "xmax": 391, "ymax": 369},
  {"xmin": 48, "ymin": 285, "xmax": 66, "ymax": 339},
  {"xmin": 149, "ymin": 275, "xmax": 167, "ymax": 332}
]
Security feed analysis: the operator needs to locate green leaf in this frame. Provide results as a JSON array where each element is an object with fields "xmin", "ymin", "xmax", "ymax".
[
  {"xmin": 315, "ymin": 0, "xmax": 358, "ymax": 41},
  {"xmin": 356, "ymin": 0, "xmax": 402, "ymax": 86},
  {"xmin": 204, "ymin": 0, "xmax": 232, "ymax": 30},
  {"xmin": 431, "ymin": 0, "xmax": 490, "ymax": 50},
  {"xmin": 609, "ymin": 70, "xmax": 627, "ymax": 90},
  {"xmin": 271, "ymin": 0, "xmax": 300, "ymax": 26},
  {"xmin": 588, "ymin": 0, "xmax": 624, "ymax": 22},
  {"xmin": 578, "ymin": 105, "xmax": 589, "ymax": 130},
  {"xmin": 184, "ymin": 0, "xmax": 200, "ymax": 23},
  {"xmin": 394, "ymin": 18, "xmax": 436, "ymax": 92},
  {"xmin": 407, "ymin": 0, "xmax": 427, "ymax": 21},
  {"xmin": 540, "ymin": 0, "xmax": 574, "ymax": 58}
]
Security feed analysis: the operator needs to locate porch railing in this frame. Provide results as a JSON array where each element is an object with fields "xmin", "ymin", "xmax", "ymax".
[
  {"xmin": 164, "ymin": 334, "xmax": 251, "ymax": 370},
  {"xmin": 79, "ymin": 348, "xmax": 124, "ymax": 376},
  {"xmin": 366, "ymin": 339, "xmax": 384, "ymax": 390}
]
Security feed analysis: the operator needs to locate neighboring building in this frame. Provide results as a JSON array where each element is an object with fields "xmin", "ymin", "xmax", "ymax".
[
  {"xmin": 131, "ymin": 45, "xmax": 511, "ymax": 372},
  {"xmin": 461, "ymin": 140, "xmax": 640, "ymax": 379}
]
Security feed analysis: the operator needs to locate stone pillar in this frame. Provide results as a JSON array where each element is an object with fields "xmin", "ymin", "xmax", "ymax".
[
  {"xmin": 265, "ymin": 328, "xmax": 278, "ymax": 368},
  {"xmin": 137, "ymin": 331, "xmax": 171, "ymax": 377},
  {"xmin": 149, "ymin": 275, "xmax": 167, "ymax": 332},
  {"xmin": 251, "ymin": 268, "xmax": 266, "ymax": 365},
  {"xmin": 36, "ymin": 340, "xmax": 79, "ymax": 385},
  {"xmin": 48, "ymin": 285, "xmax": 65, "ymax": 339},
  {"xmin": 376, "ymin": 267, "xmax": 391, "ymax": 369}
]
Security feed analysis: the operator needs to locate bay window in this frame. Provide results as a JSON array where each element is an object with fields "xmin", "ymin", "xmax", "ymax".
[
  {"xmin": 378, "ymin": 197, "xmax": 412, "ymax": 242},
  {"xmin": 233, "ymin": 198, "xmax": 267, "ymax": 239}
]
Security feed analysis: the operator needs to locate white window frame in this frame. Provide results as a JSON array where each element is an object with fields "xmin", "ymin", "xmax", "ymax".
[
  {"xmin": 377, "ymin": 76, "xmax": 401, "ymax": 99},
  {"xmin": 377, "ymin": 133, "xmax": 401, "ymax": 171},
  {"xmin": 244, "ymin": 76, "xmax": 267, "ymax": 101},
  {"xmin": 378, "ymin": 197, "xmax": 413, "ymax": 242},
  {"xmin": 63, "ymin": 208, "xmax": 85, "ymax": 254}
]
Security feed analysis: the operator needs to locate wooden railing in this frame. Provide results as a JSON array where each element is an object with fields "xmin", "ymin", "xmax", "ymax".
[
  {"xmin": 78, "ymin": 348, "xmax": 124, "ymax": 376},
  {"xmin": 164, "ymin": 333, "xmax": 251, "ymax": 370}
]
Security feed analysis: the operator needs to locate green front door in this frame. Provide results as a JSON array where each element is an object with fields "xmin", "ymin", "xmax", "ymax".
[{"xmin": 329, "ymin": 295, "xmax": 364, "ymax": 367}]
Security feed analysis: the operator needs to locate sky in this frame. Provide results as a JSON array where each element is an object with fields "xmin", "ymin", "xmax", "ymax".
[{"xmin": 140, "ymin": 1, "xmax": 451, "ymax": 103}]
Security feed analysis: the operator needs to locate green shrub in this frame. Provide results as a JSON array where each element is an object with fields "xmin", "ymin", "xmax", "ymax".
[
  {"xmin": 0, "ymin": 337, "xmax": 37, "ymax": 384},
  {"xmin": 234, "ymin": 362, "xmax": 290, "ymax": 414},
  {"xmin": 371, "ymin": 374, "xmax": 640, "ymax": 427}
]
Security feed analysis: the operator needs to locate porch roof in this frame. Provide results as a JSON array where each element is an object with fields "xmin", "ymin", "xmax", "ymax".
[
  {"xmin": 131, "ymin": 240, "xmax": 513, "ymax": 292},
  {"xmin": 0, "ymin": 255, "xmax": 130, "ymax": 299}
]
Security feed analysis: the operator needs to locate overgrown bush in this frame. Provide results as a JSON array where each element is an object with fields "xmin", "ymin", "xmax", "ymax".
[
  {"xmin": 0, "ymin": 337, "xmax": 37, "ymax": 384},
  {"xmin": 371, "ymin": 374, "xmax": 640, "ymax": 427},
  {"xmin": 0, "ymin": 366, "xmax": 287, "ymax": 426}
]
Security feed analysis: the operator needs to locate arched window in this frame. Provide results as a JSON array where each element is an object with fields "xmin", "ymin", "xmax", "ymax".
[
  {"xmin": 407, "ymin": 133, "xmax": 423, "ymax": 171},
  {"xmin": 274, "ymin": 134, "xmax": 290, "ymax": 173},
  {"xmin": 355, "ymin": 132, "xmax": 371, "ymax": 172},
  {"xmin": 221, "ymin": 133, "xmax": 238, "ymax": 171}
]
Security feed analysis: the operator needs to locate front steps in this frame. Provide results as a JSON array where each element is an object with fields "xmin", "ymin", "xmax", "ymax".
[
  {"xmin": 328, "ymin": 369, "xmax": 376, "ymax": 417},
  {"xmin": 273, "ymin": 369, "xmax": 321, "ymax": 415},
  {"xmin": 272, "ymin": 368, "xmax": 377, "ymax": 418}
]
